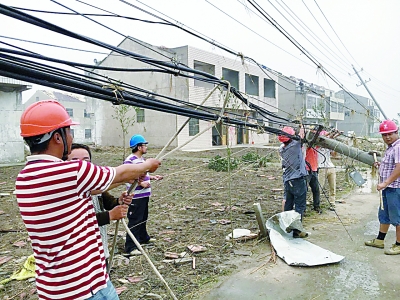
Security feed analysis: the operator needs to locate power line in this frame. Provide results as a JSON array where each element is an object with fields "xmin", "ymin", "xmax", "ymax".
[
  {"xmin": 299, "ymin": 0, "xmax": 353, "ymax": 67},
  {"xmin": 0, "ymin": 34, "xmax": 122, "ymax": 56},
  {"xmin": 121, "ymin": 0, "xmax": 301, "ymax": 91},
  {"xmin": 0, "ymin": 53, "xmax": 298, "ymax": 139},
  {"xmin": 246, "ymin": 0, "xmax": 378, "ymax": 122},
  {"xmin": 205, "ymin": 0, "xmax": 313, "ymax": 69},
  {"xmin": 2, "ymin": 3, "xmax": 377, "ymax": 124},
  {"xmin": 10, "ymin": 6, "xmax": 172, "ymax": 25},
  {"xmin": 269, "ymin": 0, "xmax": 351, "ymax": 73},
  {"xmin": 313, "ymin": 0, "xmax": 360, "ymax": 67}
]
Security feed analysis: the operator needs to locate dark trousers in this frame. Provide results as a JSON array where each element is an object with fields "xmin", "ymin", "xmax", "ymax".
[
  {"xmin": 125, "ymin": 196, "xmax": 150, "ymax": 253},
  {"xmin": 284, "ymin": 177, "xmax": 307, "ymax": 220},
  {"xmin": 306, "ymin": 171, "xmax": 320, "ymax": 208}
]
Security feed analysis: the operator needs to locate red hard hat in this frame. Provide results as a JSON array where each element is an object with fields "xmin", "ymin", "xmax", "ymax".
[
  {"xmin": 20, "ymin": 100, "xmax": 79, "ymax": 137},
  {"xmin": 278, "ymin": 126, "xmax": 295, "ymax": 143},
  {"xmin": 379, "ymin": 120, "xmax": 398, "ymax": 134}
]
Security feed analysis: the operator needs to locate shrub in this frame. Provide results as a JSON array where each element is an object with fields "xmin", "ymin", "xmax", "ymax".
[
  {"xmin": 208, "ymin": 155, "xmax": 239, "ymax": 172},
  {"xmin": 241, "ymin": 151, "xmax": 272, "ymax": 168},
  {"xmin": 241, "ymin": 151, "xmax": 260, "ymax": 163}
]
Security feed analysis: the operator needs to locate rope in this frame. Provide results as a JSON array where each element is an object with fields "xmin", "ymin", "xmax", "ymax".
[
  {"xmin": 121, "ymin": 218, "xmax": 178, "ymax": 300},
  {"xmin": 107, "ymin": 84, "xmax": 229, "ymax": 298}
]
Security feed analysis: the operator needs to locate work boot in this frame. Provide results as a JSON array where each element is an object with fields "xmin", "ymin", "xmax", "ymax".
[
  {"xmin": 384, "ymin": 244, "xmax": 400, "ymax": 255},
  {"xmin": 122, "ymin": 249, "xmax": 142, "ymax": 257},
  {"xmin": 293, "ymin": 229, "xmax": 308, "ymax": 238},
  {"xmin": 365, "ymin": 238, "xmax": 384, "ymax": 249},
  {"xmin": 313, "ymin": 207, "xmax": 322, "ymax": 214}
]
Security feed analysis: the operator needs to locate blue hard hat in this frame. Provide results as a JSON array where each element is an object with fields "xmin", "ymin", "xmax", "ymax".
[{"xmin": 129, "ymin": 134, "xmax": 148, "ymax": 148}]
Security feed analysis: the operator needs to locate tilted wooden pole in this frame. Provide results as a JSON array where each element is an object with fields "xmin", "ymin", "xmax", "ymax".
[{"xmin": 253, "ymin": 203, "xmax": 268, "ymax": 238}]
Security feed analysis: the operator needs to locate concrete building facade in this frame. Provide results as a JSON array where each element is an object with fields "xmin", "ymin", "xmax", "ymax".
[
  {"xmin": 278, "ymin": 76, "xmax": 344, "ymax": 128},
  {"xmin": 24, "ymin": 90, "xmax": 95, "ymax": 144},
  {"xmin": 87, "ymin": 37, "xmax": 278, "ymax": 150},
  {"xmin": 335, "ymin": 90, "xmax": 381, "ymax": 137},
  {"xmin": 0, "ymin": 76, "xmax": 31, "ymax": 163}
]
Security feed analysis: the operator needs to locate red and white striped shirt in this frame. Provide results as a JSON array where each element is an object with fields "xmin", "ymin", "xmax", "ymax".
[{"xmin": 15, "ymin": 155, "xmax": 116, "ymax": 300}]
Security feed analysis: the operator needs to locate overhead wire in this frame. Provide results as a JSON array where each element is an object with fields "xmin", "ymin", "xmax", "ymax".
[
  {"xmin": 118, "ymin": 0, "xmax": 369, "ymax": 123},
  {"xmin": 313, "ymin": 0, "xmax": 360, "ymax": 67},
  {"xmin": 246, "ymin": 0, "xmax": 379, "ymax": 123},
  {"xmin": 6, "ymin": 1, "xmax": 361, "ymax": 123},
  {"xmin": 0, "ymin": 34, "xmax": 123, "ymax": 57},
  {"xmin": 69, "ymin": 0, "xmax": 175, "ymax": 61},
  {"xmin": 298, "ymin": 0, "xmax": 353, "ymax": 67},
  {"xmin": 10, "ymin": 5, "xmax": 173, "ymax": 25},
  {"xmin": 1, "ymin": 3, "xmax": 374, "ymax": 130},
  {"xmin": 46, "ymin": 1, "xmax": 294, "ymax": 125},
  {"xmin": 230, "ymin": 0, "xmax": 377, "ymax": 120},
  {"xmin": 11, "ymin": 1, "xmax": 298, "ymax": 98},
  {"xmin": 309, "ymin": 1, "xmax": 391, "ymax": 120},
  {"xmin": 0, "ymin": 51, "xmax": 299, "ymax": 139},
  {"xmin": 363, "ymin": 70, "xmax": 400, "ymax": 93},
  {"xmin": 204, "ymin": 0, "xmax": 313, "ymax": 69},
  {"xmin": 0, "ymin": 49, "xmax": 241, "ymax": 121},
  {"xmin": 269, "ymin": 0, "xmax": 352, "ymax": 74},
  {"xmin": 0, "ymin": 4, "xmax": 227, "ymax": 86},
  {"xmin": 122, "ymin": 0, "xmax": 301, "ymax": 92}
]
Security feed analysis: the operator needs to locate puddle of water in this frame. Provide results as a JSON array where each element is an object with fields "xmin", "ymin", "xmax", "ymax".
[{"xmin": 355, "ymin": 169, "xmax": 378, "ymax": 194}]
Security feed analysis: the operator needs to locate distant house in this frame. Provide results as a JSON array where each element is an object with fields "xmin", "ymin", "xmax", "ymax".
[
  {"xmin": 277, "ymin": 76, "xmax": 344, "ymax": 128},
  {"xmin": 0, "ymin": 76, "xmax": 31, "ymax": 163},
  {"xmin": 86, "ymin": 37, "xmax": 279, "ymax": 150},
  {"xmin": 335, "ymin": 90, "xmax": 381, "ymax": 137},
  {"xmin": 24, "ymin": 90, "xmax": 95, "ymax": 144}
]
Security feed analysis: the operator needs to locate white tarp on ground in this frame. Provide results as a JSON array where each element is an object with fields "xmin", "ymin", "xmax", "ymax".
[{"xmin": 266, "ymin": 210, "xmax": 344, "ymax": 266}]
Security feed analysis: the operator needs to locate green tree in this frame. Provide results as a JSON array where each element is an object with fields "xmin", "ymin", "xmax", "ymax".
[{"xmin": 112, "ymin": 104, "xmax": 139, "ymax": 160}]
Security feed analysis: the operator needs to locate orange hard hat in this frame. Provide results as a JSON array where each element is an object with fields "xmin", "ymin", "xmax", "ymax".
[
  {"xmin": 379, "ymin": 120, "xmax": 398, "ymax": 134},
  {"xmin": 278, "ymin": 126, "xmax": 295, "ymax": 143},
  {"xmin": 20, "ymin": 100, "xmax": 79, "ymax": 137}
]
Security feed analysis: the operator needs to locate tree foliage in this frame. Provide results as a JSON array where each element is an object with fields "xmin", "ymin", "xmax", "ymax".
[{"xmin": 112, "ymin": 104, "xmax": 139, "ymax": 160}]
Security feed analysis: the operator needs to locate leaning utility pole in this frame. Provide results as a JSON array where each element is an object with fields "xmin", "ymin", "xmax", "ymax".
[
  {"xmin": 306, "ymin": 132, "xmax": 381, "ymax": 166},
  {"xmin": 351, "ymin": 65, "xmax": 388, "ymax": 120}
]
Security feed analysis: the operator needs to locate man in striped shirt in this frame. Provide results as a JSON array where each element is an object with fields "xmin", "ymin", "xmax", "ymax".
[
  {"xmin": 124, "ymin": 135, "xmax": 163, "ymax": 256},
  {"xmin": 365, "ymin": 120, "xmax": 400, "ymax": 255},
  {"xmin": 16, "ymin": 100, "xmax": 161, "ymax": 300}
]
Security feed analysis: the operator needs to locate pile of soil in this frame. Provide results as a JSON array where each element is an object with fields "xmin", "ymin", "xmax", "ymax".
[{"xmin": 0, "ymin": 146, "xmax": 352, "ymax": 299}]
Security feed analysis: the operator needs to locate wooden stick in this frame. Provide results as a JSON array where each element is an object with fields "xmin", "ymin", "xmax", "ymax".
[
  {"xmin": 121, "ymin": 219, "xmax": 178, "ymax": 300},
  {"xmin": 373, "ymin": 153, "xmax": 384, "ymax": 211}
]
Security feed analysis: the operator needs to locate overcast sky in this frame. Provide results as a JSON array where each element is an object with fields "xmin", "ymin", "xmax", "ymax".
[{"xmin": 1, "ymin": 0, "xmax": 399, "ymax": 120}]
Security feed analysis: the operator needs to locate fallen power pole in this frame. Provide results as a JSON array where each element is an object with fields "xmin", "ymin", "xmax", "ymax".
[{"xmin": 306, "ymin": 132, "xmax": 381, "ymax": 166}]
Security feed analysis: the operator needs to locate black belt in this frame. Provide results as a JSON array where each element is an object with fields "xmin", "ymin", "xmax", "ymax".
[{"xmin": 290, "ymin": 176, "xmax": 305, "ymax": 181}]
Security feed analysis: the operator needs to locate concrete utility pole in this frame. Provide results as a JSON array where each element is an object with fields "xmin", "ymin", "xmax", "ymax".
[
  {"xmin": 306, "ymin": 132, "xmax": 381, "ymax": 166},
  {"xmin": 351, "ymin": 65, "xmax": 388, "ymax": 120}
]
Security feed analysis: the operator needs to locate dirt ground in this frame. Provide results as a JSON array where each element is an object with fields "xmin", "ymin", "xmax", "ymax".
[{"xmin": 0, "ymin": 146, "xmax": 354, "ymax": 299}]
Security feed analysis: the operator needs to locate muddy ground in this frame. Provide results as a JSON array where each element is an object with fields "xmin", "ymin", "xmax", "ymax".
[{"xmin": 0, "ymin": 146, "xmax": 356, "ymax": 299}]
